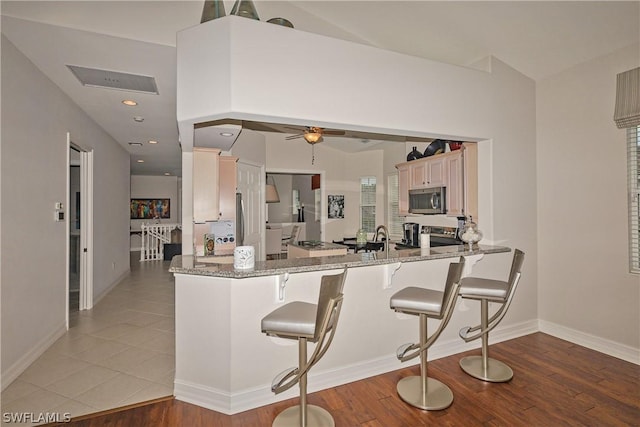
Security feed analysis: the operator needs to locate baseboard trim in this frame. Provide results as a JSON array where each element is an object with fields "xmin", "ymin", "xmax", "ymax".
[
  {"xmin": 538, "ymin": 319, "xmax": 640, "ymax": 365},
  {"xmin": 173, "ymin": 380, "xmax": 232, "ymax": 413},
  {"xmin": 175, "ymin": 319, "xmax": 539, "ymax": 414},
  {"xmin": 1, "ymin": 322, "xmax": 67, "ymax": 391}
]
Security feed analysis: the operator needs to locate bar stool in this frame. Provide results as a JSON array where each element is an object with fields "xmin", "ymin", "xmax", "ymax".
[
  {"xmin": 458, "ymin": 249, "xmax": 525, "ymax": 382},
  {"xmin": 390, "ymin": 258, "xmax": 465, "ymax": 410},
  {"xmin": 261, "ymin": 268, "xmax": 348, "ymax": 427}
]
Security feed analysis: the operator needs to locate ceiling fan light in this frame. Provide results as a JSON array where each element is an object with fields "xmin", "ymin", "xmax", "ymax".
[{"xmin": 304, "ymin": 132, "xmax": 322, "ymax": 143}]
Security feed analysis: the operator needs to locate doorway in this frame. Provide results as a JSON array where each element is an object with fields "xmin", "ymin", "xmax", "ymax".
[
  {"xmin": 266, "ymin": 170, "xmax": 324, "ymax": 242},
  {"xmin": 69, "ymin": 147, "xmax": 81, "ymax": 312},
  {"xmin": 67, "ymin": 134, "xmax": 94, "ymax": 327}
]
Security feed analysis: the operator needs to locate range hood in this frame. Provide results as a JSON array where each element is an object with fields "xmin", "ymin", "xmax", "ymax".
[{"xmin": 193, "ymin": 120, "xmax": 242, "ymax": 151}]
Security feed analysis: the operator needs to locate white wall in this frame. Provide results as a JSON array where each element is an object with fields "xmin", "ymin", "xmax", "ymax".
[
  {"xmin": 1, "ymin": 36, "xmax": 131, "ymax": 386},
  {"xmin": 537, "ymin": 44, "xmax": 640, "ymax": 355},
  {"xmin": 130, "ymin": 175, "xmax": 180, "ymax": 250},
  {"xmin": 177, "ymin": 16, "xmax": 492, "ymax": 151},
  {"xmin": 475, "ymin": 57, "xmax": 539, "ymax": 332}
]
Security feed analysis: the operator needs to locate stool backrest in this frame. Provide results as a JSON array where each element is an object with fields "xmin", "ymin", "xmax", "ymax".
[
  {"xmin": 507, "ymin": 249, "xmax": 525, "ymax": 292},
  {"xmin": 440, "ymin": 257, "xmax": 465, "ymax": 317},
  {"xmin": 314, "ymin": 268, "xmax": 347, "ymax": 341}
]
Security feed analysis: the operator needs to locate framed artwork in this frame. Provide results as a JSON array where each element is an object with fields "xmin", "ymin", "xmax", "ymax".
[
  {"xmin": 328, "ymin": 195, "xmax": 345, "ymax": 219},
  {"xmin": 204, "ymin": 234, "xmax": 216, "ymax": 255},
  {"xmin": 130, "ymin": 198, "xmax": 170, "ymax": 219}
]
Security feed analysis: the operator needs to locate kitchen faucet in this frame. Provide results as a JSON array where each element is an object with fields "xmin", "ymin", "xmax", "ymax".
[{"xmin": 374, "ymin": 225, "xmax": 390, "ymax": 259}]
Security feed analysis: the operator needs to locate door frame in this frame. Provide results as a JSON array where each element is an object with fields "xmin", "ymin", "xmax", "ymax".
[{"xmin": 66, "ymin": 133, "xmax": 94, "ymax": 327}]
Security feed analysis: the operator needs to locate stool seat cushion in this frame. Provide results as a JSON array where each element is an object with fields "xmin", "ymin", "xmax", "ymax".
[
  {"xmin": 390, "ymin": 286, "xmax": 444, "ymax": 317},
  {"xmin": 459, "ymin": 277, "xmax": 508, "ymax": 300},
  {"xmin": 261, "ymin": 301, "xmax": 317, "ymax": 339}
]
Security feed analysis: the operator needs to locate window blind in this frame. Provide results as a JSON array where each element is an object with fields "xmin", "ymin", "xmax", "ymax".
[
  {"xmin": 628, "ymin": 126, "xmax": 639, "ymax": 273},
  {"xmin": 360, "ymin": 177, "xmax": 376, "ymax": 233},
  {"xmin": 387, "ymin": 173, "xmax": 403, "ymax": 239},
  {"xmin": 614, "ymin": 67, "xmax": 640, "ymax": 129}
]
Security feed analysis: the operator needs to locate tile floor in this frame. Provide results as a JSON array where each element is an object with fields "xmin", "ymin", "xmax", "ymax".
[{"xmin": 1, "ymin": 254, "xmax": 174, "ymax": 426}]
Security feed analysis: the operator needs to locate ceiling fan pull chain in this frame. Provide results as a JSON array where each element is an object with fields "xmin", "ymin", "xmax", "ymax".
[{"xmin": 312, "ymin": 144, "xmax": 315, "ymax": 165}]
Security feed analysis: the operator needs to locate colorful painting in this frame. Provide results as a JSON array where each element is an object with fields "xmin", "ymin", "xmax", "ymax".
[{"xmin": 130, "ymin": 199, "xmax": 170, "ymax": 219}]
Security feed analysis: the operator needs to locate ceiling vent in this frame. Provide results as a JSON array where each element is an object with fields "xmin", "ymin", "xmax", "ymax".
[{"xmin": 66, "ymin": 65, "xmax": 159, "ymax": 94}]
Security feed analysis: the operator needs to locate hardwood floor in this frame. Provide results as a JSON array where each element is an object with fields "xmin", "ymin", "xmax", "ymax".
[{"xmin": 47, "ymin": 333, "xmax": 639, "ymax": 426}]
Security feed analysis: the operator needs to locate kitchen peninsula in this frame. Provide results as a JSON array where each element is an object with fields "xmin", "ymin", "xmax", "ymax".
[{"xmin": 170, "ymin": 244, "xmax": 509, "ymax": 415}]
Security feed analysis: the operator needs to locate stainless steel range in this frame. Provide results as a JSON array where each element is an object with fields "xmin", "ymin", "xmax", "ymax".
[{"xmin": 396, "ymin": 225, "xmax": 461, "ymax": 249}]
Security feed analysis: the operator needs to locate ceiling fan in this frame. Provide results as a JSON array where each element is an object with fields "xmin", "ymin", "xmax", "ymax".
[
  {"xmin": 284, "ymin": 126, "xmax": 345, "ymax": 165},
  {"xmin": 285, "ymin": 126, "xmax": 345, "ymax": 144}
]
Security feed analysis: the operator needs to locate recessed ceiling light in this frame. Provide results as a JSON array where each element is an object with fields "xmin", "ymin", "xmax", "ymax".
[
  {"xmin": 133, "ymin": 116, "xmax": 144, "ymax": 122},
  {"xmin": 136, "ymin": 159, "xmax": 144, "ymax": 163},
  {"xmin": 164, "ymin": 172, "xmax": 171, "ymax": 176},
  {"xmin": 220, "ymin": 132, "xmax": 234, "ymax": 137},
  {"xmin": 148, "ymin": 140, "xmax": 158, "ymax": 144},
  {"xmin": 122, "ymin": 99, "xmax": 137, "ymax": 106},
  {"xmin": 128, "ymin": 142, "xmax": 143, "ymax": 146}
]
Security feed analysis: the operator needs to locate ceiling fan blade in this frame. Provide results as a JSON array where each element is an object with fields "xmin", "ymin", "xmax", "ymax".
[
  {"xmin": 284, "ymin": 125, "xmax": 307, "ymax": 132},
  {"xmin": 285, "ymin": 134, "xmax": 304, "ymax": 140},
  {"xmin": 322, "ymin": 130, "xmax": 346, "ymax": 136}
]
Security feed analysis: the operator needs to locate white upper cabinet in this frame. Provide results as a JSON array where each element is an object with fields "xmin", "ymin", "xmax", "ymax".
[
  {"xmin": 397, "ymin": 146, "xmax": 477, "ymax": 218},
  {"xmin": 193, "ymin": 148, "xmax": 221, "ymax": 223},
  {"xmin": 445, "ymin": 151, "xmax": 464, "ymax": 216},
  {"xmin": 397, "ymin": 164, "xmax": 410, "ymax": 216},
  {"xmin": 408, "ymin": 156, "xmax": 447, "ymax": 189}
]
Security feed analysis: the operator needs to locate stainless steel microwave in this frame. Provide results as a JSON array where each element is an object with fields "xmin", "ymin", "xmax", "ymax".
[{"xmin": 408, "ymin": 187, "xmax": 446, "ymax": 214}]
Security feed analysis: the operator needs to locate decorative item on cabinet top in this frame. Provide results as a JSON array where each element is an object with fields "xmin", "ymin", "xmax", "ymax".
[
  {"xmin": 424, "ymin": 139, "xmax": 447, "ymax": 157},
  {"xmin": 406, "ymin": 146, "xmax": 423, "ymax": 161},
  {"xmin": 448, "ymin": 141, "xmax": 463, "ymax": 151}
]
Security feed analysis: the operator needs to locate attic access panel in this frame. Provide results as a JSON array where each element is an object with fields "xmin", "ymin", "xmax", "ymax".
[{"xmin": 67, "ymin": 65, "xmax": 159, "ymax": 94}]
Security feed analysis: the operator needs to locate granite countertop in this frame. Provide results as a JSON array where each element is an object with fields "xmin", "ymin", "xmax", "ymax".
[{"xmin": 169, "ymin": 244, "xmax": 510, "ymax": 279}]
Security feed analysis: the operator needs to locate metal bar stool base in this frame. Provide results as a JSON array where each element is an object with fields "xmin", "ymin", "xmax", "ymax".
[
  {"xmin": 459, "ymin": 355, "xmax": 513, "ymax": 382},
  {"xmin": 272, "ymin": 404, "xmax": 335, "ymax": 427},
  {"xmin": 396, "ymin": 376, "xmax": 454, "ymax": 410}
]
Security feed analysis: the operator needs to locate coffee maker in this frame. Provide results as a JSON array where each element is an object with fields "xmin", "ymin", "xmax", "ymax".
[{"xmin": 402, "ymin": 222, "xmax": 421, "ymax": 247}]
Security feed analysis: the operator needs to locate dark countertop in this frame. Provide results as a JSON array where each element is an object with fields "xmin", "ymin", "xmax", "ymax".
[
  {"xmin": 169, "ymin": 244, "xmax": 510, "ymax": 279},
  {"xmin": 291, "ymin": 241, "xmax": 348, "ymax": 250}
]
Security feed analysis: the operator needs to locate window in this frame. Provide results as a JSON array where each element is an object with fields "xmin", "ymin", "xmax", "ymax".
[
  {"xmin": 387, "ymin": 173, "xmax": 403, "ymax": 240},
  {"xmin": 360, "ymin": 177, "xmax": 376, "ymax": 233},
  {"xmin": 628, "ymin": 126, "xmax": 639, "ymax": 273}
]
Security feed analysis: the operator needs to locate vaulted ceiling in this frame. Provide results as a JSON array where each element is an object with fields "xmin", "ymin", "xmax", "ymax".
[{"xmin": 2, "ymin": 1, "xmax": 638, "ymax": 175}]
